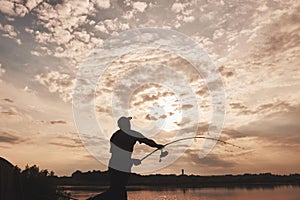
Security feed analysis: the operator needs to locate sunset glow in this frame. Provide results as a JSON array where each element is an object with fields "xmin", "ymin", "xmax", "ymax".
[{"xmin": 0, "ymin": 0, "xmax": 299, "ymax": 176}]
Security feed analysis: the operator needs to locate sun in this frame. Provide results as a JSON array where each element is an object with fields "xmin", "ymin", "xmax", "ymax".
[
  {"xmin": 129, "ymin": 84, "xmax": 183, "ymax": 132},
  {"xmin": 153, "ymin": 96, "xmax": 182, "ymax": 131}
]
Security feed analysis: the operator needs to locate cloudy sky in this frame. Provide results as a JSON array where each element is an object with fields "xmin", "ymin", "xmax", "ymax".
[{"xmin": 0, "ymin": 0, "xmax": 299, "ymax": 176}]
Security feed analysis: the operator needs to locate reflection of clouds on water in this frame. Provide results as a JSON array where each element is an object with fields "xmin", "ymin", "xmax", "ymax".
[{"xmin": 66, "ymin": 187, "xmax": 300, "ymax": 200}]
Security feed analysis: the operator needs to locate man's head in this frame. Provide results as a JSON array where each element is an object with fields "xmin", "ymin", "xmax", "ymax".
[{"xmin": 117, "ymin": 116, "xmax": 132, "ymax": 131}]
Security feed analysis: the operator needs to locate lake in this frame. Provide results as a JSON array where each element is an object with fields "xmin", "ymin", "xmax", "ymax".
[{"xmin": 63, "ymin": 186, "xmax": 300, "ymax": 200}]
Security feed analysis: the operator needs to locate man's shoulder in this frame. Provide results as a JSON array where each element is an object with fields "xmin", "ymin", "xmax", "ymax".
[
  {"xmin": 129, "ymin": 129, "xmax": 144, "ymax": 136},
  {"xmin": 110, "ymin": 129, "xmax": 122, "ymax": 140},
  {"xmin": 111, "ymin": 129, "xmax": 145, "ymax": 139}
]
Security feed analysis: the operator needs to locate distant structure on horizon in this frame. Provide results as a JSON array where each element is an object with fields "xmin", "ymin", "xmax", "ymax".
[{"xmin": 181, "ymin": 169, "xmax": 185, "ymax": 176}]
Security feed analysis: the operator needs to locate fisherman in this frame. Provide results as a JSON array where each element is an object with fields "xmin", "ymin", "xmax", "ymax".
[{"xmin": 88, "ymin": 116, "xmax": 164, "ymax": 200}]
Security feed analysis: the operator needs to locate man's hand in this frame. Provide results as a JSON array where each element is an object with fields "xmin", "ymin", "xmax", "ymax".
[
  {"xmin": 132, "ymin": 159, "xmax": 141, "ymax": 166},
  {"xmin": 156, "ymin": 144, "xmax": 164, "ymax": 149}
]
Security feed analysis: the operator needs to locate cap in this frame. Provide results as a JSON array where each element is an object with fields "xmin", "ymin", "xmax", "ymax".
[{"xmin": 117, "ymin": 116, "xmax": 132, "ymax": 128}]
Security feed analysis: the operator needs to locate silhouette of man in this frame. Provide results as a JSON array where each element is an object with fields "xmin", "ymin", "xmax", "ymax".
[{"xmin": 88, "ymin": 116, "xmax": 164, "ymax": 200}]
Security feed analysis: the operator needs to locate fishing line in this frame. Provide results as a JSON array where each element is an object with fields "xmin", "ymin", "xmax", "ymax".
[{"xmin": 140, "ymin": 136, "xmax": 244, "ymax": 162}]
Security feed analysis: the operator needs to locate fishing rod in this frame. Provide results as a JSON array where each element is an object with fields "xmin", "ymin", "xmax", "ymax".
[{"xmin": 140, "ymin": 136, "xmax": 244, "ymax": 162}]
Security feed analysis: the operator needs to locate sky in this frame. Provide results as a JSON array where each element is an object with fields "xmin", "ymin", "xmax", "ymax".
[{"xmin": 0, "ymin": 0, "xmax": 299, "ymax": 176}]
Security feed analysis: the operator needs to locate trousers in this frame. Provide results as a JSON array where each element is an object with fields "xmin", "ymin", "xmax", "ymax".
[{"xmin": 87, "ymin": 167, "xmax": 130, "ymax": 200}]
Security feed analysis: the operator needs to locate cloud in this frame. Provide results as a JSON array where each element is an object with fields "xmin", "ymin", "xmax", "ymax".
[
  {"xmin": 95, "ymin": 18, "xmax": 130, "ymax": 35},
  {"xmin": 30, "ymin": 50, "xmax": 41, "ymax": 56},
  {"xmin": 199, "ymin": 154, "xmax": 235, "ymax": 168},
  {"xmin": 87, "ymin": 49, "xmax": 215, "ymax": 133},
  {"xmin": 218, "ymin": 65, "xmax": 234, "ymax": 78},
  {"xmin": 230, "ymin": 100, "xmax": 296, "ymax": 116},
  {"xmin": 0, "ymin": 1, "xmax": 28, "ymax": 17},
  {"xmin": 0, "ymin": 23, "xmax": 21, "ymax": 44},
  {"xmin": 145, "ymin": 114, "xmax": 157, "ymax": 121},
  {"xmin": 92, "ymin": 0, "xmax": 111, "ymax": 9},
  {"xmin": 35, "ymin": 120, "xmax": 68, "ymax": 126},
  {"xmin": 159, "ymin": 114, "xmax": 167, "ymax": 119},
  {"xmin": 122, "ymin": 1, "xmax": 148, "ymax": 19},
  {"xmin": 0, "ymin": 105, "xmax": 34, "ymax": 127},
  {"xmin": 217, "ymin": 4, "xmax": 300, "ymax": 126},
  {"xmin": 0, "ymin": 64, "xmax": 5, "ymax": 79},
  {"xmin": 0, "ymin": 24, "xmax": 17, "ymax": 37},
  {"xmin": 129, "ymin": 83, "xmax": 176, "ymax": 108},
  {"xmin": 25, "ymin": 0, "xmax": 44, "ymax": 11},
  {"xmin": 0, "ymin": 131, "xmax": 23, "ymax": 144},
  {"xmin": 23, "ymin": 86, "xmax": 36, "ymax": 94},
  {"xmin": 181, "ymin": 104, "xmax": 193, "ymax": 110},
  {"xmin": 185, "ymin": 149, "xmax": 235, "ymax": 168},
  {"xmin": 239, "ymin": 104, "xmax": 300, "ymax": 145},
  {"xmin": 1, "ymin": 98, "xmax": 13, "ymax": 103},
  {"xmin": 28, "ymin": 0, "xmax": 100, "ymax": 64},
  {"xmin": 49, "ymin": 142, "xmax": 82, "ymax": 148},
  {"xmin": 95, "ymin": 105, "xmax": 110, "ymax": 114},
  {"xmin": 49, "ymin": 120, "xmax": 67, "ymax": 125},
  {"xmin": 170, "ymin": 1, "xmax": 195, "ymax": 28},
  {"xmin": 133, "ymin": 93, "xmax": 160, "ymax": 106},
  {"xmin": 250, "ymin": 5, "xmax": 300, "ymax": 64},
  {"xmin": 221, "ymin": 128, "xmax": 245, "ymax": 139},
  {"xmin": 175, "ymin": 117, "xmax": 191, "ymax": 127},
  {"xmin": 133, "ymin": 2, "xmax": 147, "ymax": 12},
  {"xmin": 35, "ymin": 71, "xmax": 74, "ymax": 102},
  {"xmin": 46, "ymin": 131, "xmax": 84, "ymax": 148},
  {"xmin": 0, "ymin": 107, "xmax": 19, "ymax": 115},
  {"xmin": 171, "ymin": 2, "xmax": 185, "ymax": 13},
  {"xmin": 0, "ymin": 0, "xmax": 299, "ymax": 175}
]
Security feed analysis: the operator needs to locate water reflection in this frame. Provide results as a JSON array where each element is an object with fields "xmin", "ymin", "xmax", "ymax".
[{"xmin": 65, "ymin": 186, "xmax": 300, "ymax": 200}]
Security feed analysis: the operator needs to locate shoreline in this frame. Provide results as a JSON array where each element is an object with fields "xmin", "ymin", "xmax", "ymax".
[{"xmin": 57, "ymin": 183, "xmax": 300, "ymax": 192}]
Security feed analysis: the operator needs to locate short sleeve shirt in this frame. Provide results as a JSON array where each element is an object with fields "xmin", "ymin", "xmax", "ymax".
[{"xmin": 110, "ymin": 129, "xmax": 147, "ymax": 152}]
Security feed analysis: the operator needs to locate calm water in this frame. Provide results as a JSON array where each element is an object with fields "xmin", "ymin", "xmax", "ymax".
[{"xmin": 64, "ymin": 186, "xmax": 300, "ymax": 200}]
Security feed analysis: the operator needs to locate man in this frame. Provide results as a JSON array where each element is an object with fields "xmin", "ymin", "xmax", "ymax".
[{"xmin": 88, "ymin": 116, "xmax": 164, "ymax": 200}]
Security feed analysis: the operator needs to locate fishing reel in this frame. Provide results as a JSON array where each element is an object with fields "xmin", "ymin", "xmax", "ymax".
[{"xmin": 159, "ymin": 149, "xmax": 168, "ymax": 162}]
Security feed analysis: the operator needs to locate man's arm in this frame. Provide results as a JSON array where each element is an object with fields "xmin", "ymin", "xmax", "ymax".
[
  {"xmin": 141, "ymin": 138, "xmax": 164, "ymax": 149},
  {"xmin": 131, "ymin": 130, "xmax": 164, "ymax": 149}
]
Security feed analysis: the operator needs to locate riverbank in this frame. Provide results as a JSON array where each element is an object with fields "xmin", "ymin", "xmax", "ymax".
[{"xmin": 56, "ymin": 171, "xmax": 300, "ymax": 189}]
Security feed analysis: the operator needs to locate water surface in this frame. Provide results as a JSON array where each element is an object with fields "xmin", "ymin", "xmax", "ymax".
[{"xmin": 65, "ymin": 186, "xmax": 300, "ymax": 200}]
